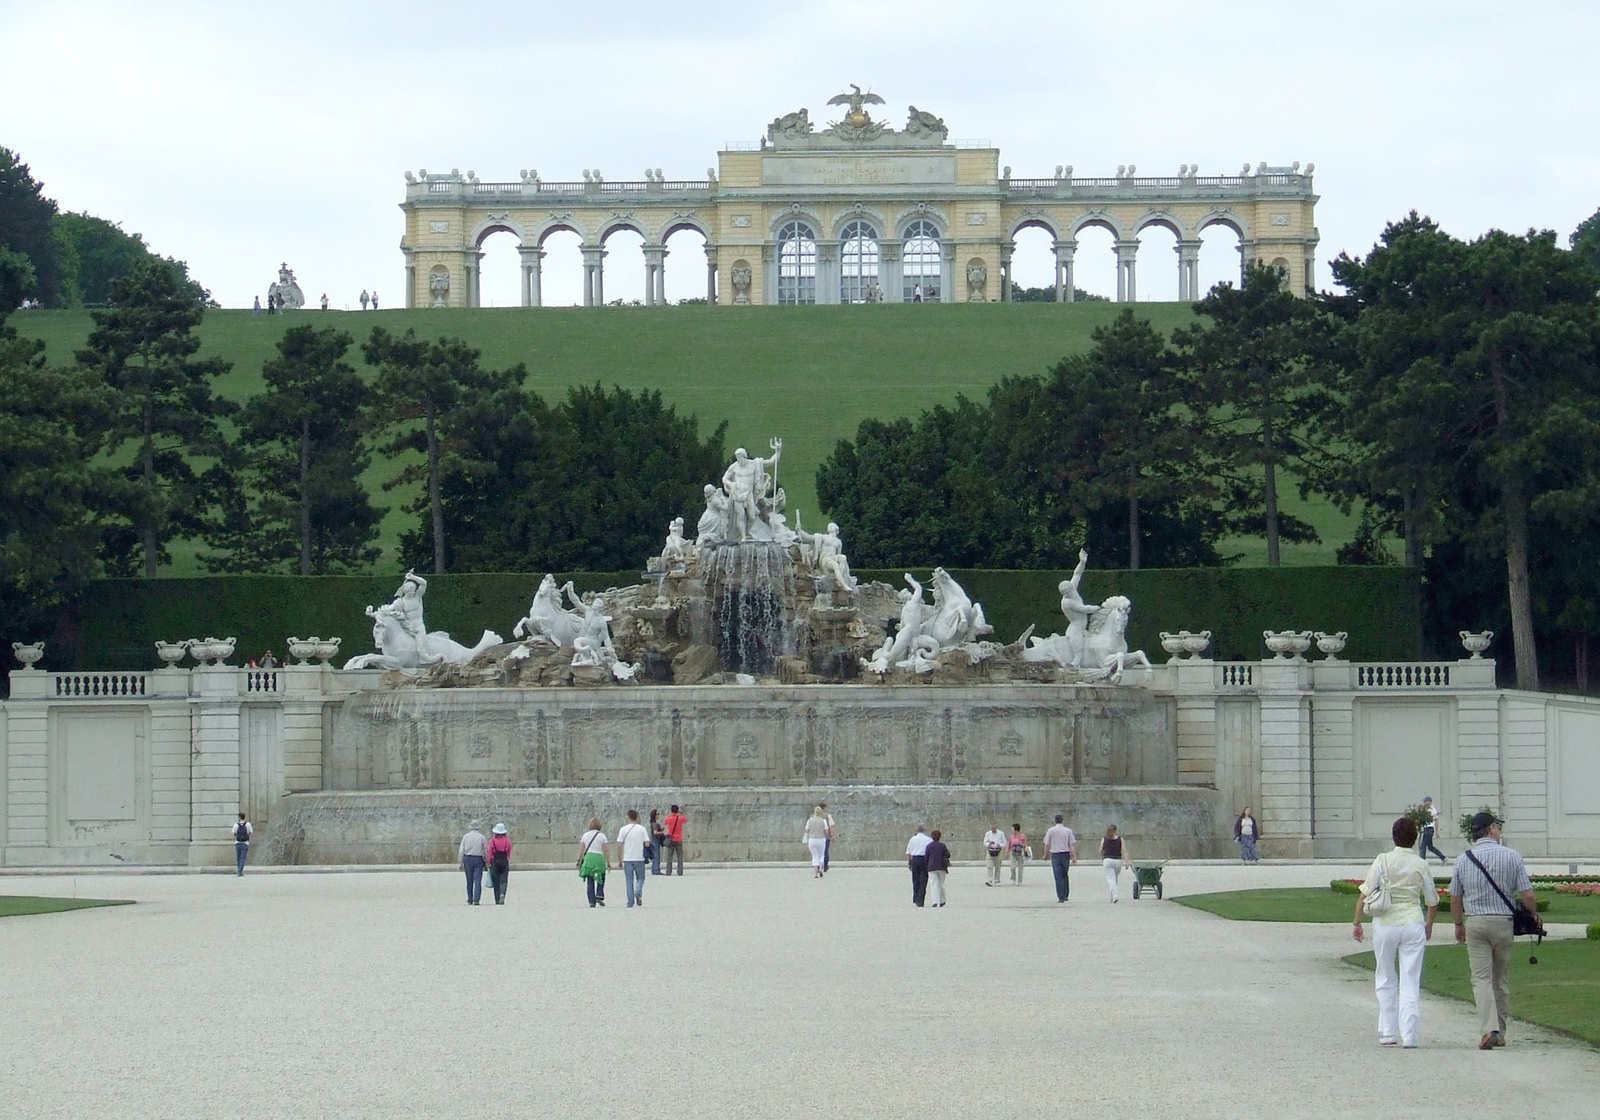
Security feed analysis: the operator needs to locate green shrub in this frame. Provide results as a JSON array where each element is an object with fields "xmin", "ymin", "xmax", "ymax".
[
  {"xmin": 1330, "ymin": 879, "xmax": 1360, "ymax": 894},
  {"xmin": 1459, "ymin": 806, "xmax": 1500, "ymax": 839},
  {"xmin": 1587, "ymin": 922, "xmax": 1599, "ymax": 941}
]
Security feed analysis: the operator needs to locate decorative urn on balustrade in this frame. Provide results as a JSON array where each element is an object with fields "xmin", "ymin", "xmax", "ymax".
[
  {"xmin": 1263, "ymin": 630, "xmax": 1313, "ymax": 660},
  {"xmin": 286, "ymin": 637, "xmax": 320, "ymax": 665},
  {"xmin": 11, "ymin": 641, "xmax": 45, "ymax": 670},
  {"xmin": 1459, "ymin": 630, "xmax": 1494, "ymax": 659},
  {"xmin": 1313, "ymin": 631, "xmax": 1348, "ymax": 660},
  {"xmin": 154, "ymin": 641, "xmax": 188, "ymax": 669}
]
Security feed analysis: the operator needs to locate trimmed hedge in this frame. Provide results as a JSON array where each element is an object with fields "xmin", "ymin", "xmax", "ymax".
[{"xmin": 42, "ymin": 565, "xmax": 1421, "ymax": 672}]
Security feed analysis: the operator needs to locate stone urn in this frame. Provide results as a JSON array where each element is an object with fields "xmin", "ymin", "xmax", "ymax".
[
  {"xmin": 154, "ymin": 641, "xmax": 189, "ymax": 669},
  {"xmin": 1459, "ymin": 630, "xmax": 1494, "ymax": 659},
  {"xmin": 11, "ymin": 641, "xmax": 45, "ymax": 670},
  {"xmin": 1313, "ymin": 631, "xmax": 1348, "ymax": 660},
  {"xmin": 1158, "ymin": 631, "xmax": 1188, "ymax": 662},
  {"xmin": 313, "ymin": 637, "xmax": 342, "ymax": 665},
  {"xmin": 1181, "ymin": 631, "xmax": 1213, "ymax": 659},
  {"xmin": 1263, "ymin": 630, "xmax": 1312, "ymax": 660},
  {"xmin": 286, "ymin": 637, "xmax": 320, "ymax": 665},
  {"xmin": 196, "ymin": 637, "xmax": 236, "ymax": 666}
]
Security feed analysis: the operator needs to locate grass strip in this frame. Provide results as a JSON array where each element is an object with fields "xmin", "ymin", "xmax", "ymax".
[
  {"xmin": 0, "ymin": 896, "xmax": 134, "ymax": 918},
  {"xmin": 1175, "ymin": 888, "xmax": 1600, "ymax": 925},
  {"xmin": 1344, "ymin": 941, "xmax": 1600, "ymax": 1047}
]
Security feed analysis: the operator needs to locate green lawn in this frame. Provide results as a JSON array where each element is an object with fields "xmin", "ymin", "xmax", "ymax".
[
  {"xmin": 1346, "ymin": 941, "xmax": 1600, "ymax": 1046},
  {"xmin": 15, "ymin": 303, "xmax": 1356, "ymax": 573},
  {"xmin": 0, "ymin": 896, "xmax": 134, "ymax": 918},
  {"xmin": 1174, "ymin": 887, "xmax": 1600, "ymax": 925}
]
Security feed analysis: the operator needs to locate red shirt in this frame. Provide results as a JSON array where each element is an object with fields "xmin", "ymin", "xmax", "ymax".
[
  {"xmin": 488, "ymin": 835, "xmax": 512, "ymax": 861},
  {"xmin": 665, "ymin": 813, "xmax": 686, "ymax": 843}
]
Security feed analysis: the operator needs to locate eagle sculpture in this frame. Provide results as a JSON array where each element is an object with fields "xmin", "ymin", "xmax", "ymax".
[{"xmin": 827, "ymin": 84, "xmax": 886, "ymax": 127}]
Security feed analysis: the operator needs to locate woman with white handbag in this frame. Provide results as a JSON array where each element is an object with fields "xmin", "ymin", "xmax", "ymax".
[{"xmin": 1352, "ymin": 817, "xmax": 1439, "ymax": 1048}]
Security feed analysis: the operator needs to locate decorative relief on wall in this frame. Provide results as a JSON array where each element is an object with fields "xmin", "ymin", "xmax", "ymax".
[{"xmin": 429, "ymin": 221, "xmax": 448, "ymax": 233}]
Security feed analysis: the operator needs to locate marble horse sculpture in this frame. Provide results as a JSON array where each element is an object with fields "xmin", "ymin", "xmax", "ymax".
[
  {"xmin": 1078, "ymin": 596, "xmax": 1154, "ymax": 683},
  {"xmin": 512, "ymin": 574, "xmax": 583, "ymax": 647},
  {"xmin": 343, "ymin": 571, "xmax": 501, "ymax": 670}
]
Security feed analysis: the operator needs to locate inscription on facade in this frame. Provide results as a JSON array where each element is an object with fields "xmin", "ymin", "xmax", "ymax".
[{"xmin": 761, "ymin": 155, "xmax": 957, "ymax": 187}]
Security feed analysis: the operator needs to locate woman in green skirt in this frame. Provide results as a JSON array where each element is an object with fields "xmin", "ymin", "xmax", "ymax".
[{"xmin": 578, "ymin": 817, "xmax": 610, "ymax": 907}]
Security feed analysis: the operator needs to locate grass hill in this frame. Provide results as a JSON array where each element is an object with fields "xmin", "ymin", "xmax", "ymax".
[{"xmin": 14, "ymin": 302, "xmax": 1354, "ymax": 571}]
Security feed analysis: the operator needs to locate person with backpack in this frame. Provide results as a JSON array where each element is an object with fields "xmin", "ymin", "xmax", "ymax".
[
  {"xmin": 487, "ymin": 823, "xmax": 512, "ymax": 905},
  {"xmin": 231, "ymin": 812, "xmax": 253, "ymax": 875}
]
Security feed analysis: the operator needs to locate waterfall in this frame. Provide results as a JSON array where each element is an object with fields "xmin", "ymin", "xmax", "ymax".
[{"xmin": 706, "ymin": 542, "xmax": 794, "ymax": 675}]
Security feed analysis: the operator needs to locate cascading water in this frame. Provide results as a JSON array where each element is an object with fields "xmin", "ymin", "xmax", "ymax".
[{"xmin": 705, "ymin": 542, "xmax": 795, "ymax": 675}]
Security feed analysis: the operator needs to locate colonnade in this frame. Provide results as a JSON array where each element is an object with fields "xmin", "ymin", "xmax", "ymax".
[
  {"xmin": 476, "ymin": 239, "xmax": 720, "ymax": 307},
  {"xmin": 1004, "ymin": 231, "xmax": 1246, "ymax": 303}
]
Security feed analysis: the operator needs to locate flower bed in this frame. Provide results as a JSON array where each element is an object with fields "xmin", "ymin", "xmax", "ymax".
[{"xmin": 1554, "ymin": 883, "xmax": 1600, "ymax": 896}]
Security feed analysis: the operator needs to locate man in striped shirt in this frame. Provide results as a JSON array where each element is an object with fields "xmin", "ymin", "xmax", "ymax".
[{"xmin": 1449, "ymin": 812, "xmax": 1537, "ymax": 1050}]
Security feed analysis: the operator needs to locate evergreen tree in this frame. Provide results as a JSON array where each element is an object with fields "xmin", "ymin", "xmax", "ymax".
[
  {"xmin": 204, "ymin": 325, "xmax": 381, "ymax": 574},
  {"xmin": 1176, "ymin": 265, "xmax": 1333, "ymax": 566},
  {"xmin": 76, "ymin": 256, "xmax": 233, "ymax": 576},
  {"xmin": 363, "ymin": 328, "xmax": 527, "ymax": 573},
  {"xmin": 0, "ymin": 147, "xmax": 63, "ymax": 306}
]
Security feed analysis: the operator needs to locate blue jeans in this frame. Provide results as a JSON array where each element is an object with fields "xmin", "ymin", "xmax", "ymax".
[
  {"xmin": 1051, "ymin": 852, "xmax": 1072, "ymax": 901},
  {"xmin": 462, "ymin": 855, "xmax": 484, "ymax": 903},
  {"xmin": 235, "ymin": 842, "xmax": 249, "ymax": 876},
  {"xmin": 586, "ymin": 868, "xmax": 607, "ymax": 906},
  {"xmin": 824, "ymin": 837, "xmax": 831, "ymax": 871},
  {"xmin": 649, "ymin": 841, "xmax": 662, "ymax": 875},
  {"xmin": 624, "ymin": 860, "xmax": 646, "ymax": 906}
]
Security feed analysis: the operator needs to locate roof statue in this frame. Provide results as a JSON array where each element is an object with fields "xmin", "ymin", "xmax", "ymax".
[
  {"xmin": 827, "ymin": 84, "xmax": 886, "ymax": 126},
  {"xmin": 762, "ymin": 87, "xmax": 948, "ymax": 151}
]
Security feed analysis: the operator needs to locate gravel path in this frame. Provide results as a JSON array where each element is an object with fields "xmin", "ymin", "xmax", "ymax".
[{"xmin": 2, "ymin": 861, "xmax": 1596, "ymax": 1119}]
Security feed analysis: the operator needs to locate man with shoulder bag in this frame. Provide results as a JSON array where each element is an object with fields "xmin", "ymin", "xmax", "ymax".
[{"xmin": 1449, "ymin": 811, "xmax": 1542, "ymax": 1050}]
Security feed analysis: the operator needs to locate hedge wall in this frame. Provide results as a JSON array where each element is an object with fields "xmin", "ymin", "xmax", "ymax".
[{"xmin": 41, "ymin": 566, "xmax": 1420, "ymax": 672}]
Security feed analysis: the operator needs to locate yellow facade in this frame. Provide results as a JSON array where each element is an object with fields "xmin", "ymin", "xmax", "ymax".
[{"xmin": 399, "ymin": 95, "xmax": 1318, "ymax": 308}]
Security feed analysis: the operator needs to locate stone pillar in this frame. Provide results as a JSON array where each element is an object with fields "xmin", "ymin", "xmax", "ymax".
[
  {"xmin": 1000, "ymin": 242, "xmax": 1013, "ymax": 302},
  {"xmin": 942, "ymin": 242, "xmax": 956, "ymax": 304},
  {"xmin": 1256, "ymin": 658, "xmax": 1312, "ymax": 858},
  {"xmin": 1177, "ymin": 239, "xmax": 1202, "ymax": 301},
  {"xmin": 403, "ymin": 252, "xmax": 416, "ymax": 309},
  {"xmin": 706, "ymin": 252, "xmax": 717, "ymax": 304},
  {"xmin": 1303, "ymin": 248, "xmax": 1317, "ymax": 295},
  {"xmin": 1173, "ymin": 659, "xmax": 1219, "ymax": 787},
  {"xmin": 189, "ymin": 666, "xmax": 243, "ymax": 867},
  {"xmin": 1115, "ymin": 239, "xmax": 1139, "ymax": 302},
  {"xmin": 880, "ymin": 240, "xmax": 902, "ymax": 303},
  {"xmin": 465, "ymin": 252, "xmax": 481, "ymax": 309},
  {"xmin": 642, "ymin": 246, "xmax": 665, "ymax": 306},
  {"xmin": 518, "ymin": 247, "xmax": 544, "ymax": 308},
  {"xmin": 649, "ymin": 245, "xmax": 668, "ymax": 305},
  {"xmin": 817, "ymin": 241, "xmax": 839, "ymax": 305},
  {"xmin": 1238, "ymin": 240, "xmax": 1256, "ymax": 284},
  {"xmin": 1308, "ymin": 659, "xmax": 1355, "ymax": 853},
  {"xmin": 581, "ymin": 246, "xmax": 606, "ymax": 306},
  {"xmin": 1054, "ymin": 239, "xmax": 1077, "ymax": 302}
]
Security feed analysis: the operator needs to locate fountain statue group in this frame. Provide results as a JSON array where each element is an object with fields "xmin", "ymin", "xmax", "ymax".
[{"xmin": 342, "ymin": 440, "xmax": 1150, "ymax": 685}]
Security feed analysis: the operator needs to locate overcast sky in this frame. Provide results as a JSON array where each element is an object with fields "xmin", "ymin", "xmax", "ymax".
[{"xmin": 4, "ymin": 0, "xmax": 1596, "ymax": 309}]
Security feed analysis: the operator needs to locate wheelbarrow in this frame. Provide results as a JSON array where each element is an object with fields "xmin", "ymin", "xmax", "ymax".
[{"xmin": 1130, "ymin": 860, "xmax": 1166, "ymax": 900}]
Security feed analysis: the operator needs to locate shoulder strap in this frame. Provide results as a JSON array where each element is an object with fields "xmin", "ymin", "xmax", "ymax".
[
  {"xmin": 582, "ymin": 831, "xmax": 599, "ymax": 856},
  {"xmin": 1464, "ymin": 850, "xmax": 1517, "ymax": 911}
]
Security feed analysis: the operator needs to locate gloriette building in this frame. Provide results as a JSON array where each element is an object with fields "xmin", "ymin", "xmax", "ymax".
[{"xmin": 399, "ymin": 87, "xmax": 1319, "ymax": 308}]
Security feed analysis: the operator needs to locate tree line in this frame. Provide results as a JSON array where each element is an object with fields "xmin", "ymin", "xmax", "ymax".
[
  {"xmin": 819, "ymin": 213, "xmax": 1600, "ymax": 691},
  {"xmin": 0, "ymin": 256, "xmax": 725, "ymax": 645}
]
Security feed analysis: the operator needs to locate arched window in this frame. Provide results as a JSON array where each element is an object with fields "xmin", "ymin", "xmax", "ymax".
[
  {"xmin": 903, "ymin": 219, "xmax": 942, "ymax": 303},
  {"xmin": 839, "ymin": 220, "xmax": 880, "ymax": 303},
  {"xmin": 777, "ymin": 220, "xmax": 817, "ymax": 305}
]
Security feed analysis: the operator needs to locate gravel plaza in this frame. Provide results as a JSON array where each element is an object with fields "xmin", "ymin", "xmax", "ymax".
[{"xmin": 3, "ymin": 860, "xmax": 1598, "ymax": 1120}]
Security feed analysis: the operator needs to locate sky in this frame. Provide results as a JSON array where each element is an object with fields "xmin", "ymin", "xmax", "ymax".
[{"xmin": 3, "ymin": 0, "xmax": 1598, "ymax": 310}]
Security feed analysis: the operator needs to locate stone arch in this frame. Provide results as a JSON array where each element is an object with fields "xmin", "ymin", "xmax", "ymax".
[
  {"xmin": 533, "ymin": 216, "xmax": 590, "ymax": 247},
  {"xmin": 598, "ymin": 216, "xmax": 649, "ymax": 245},
  {"xmin": 769, "ymin": 204, "xmax": 825, "ymax": 237},
  {"xmin": 469, "ymin": 214, "xmax": 528, "ymax": 247},
  {"xmin": 1070, "ymin": 211, "xmax": 1125, "ymax": 240},
  {"xmin": 892, "ymin": 203, "xmax": 950, "ymax": 239},
  {"xmin": 1134, "ymin": 210, "xmax": 1188, "ymax": 239},
  {"xmin": 1196, "ymin": 208, "xmax": 1250, "ymax": 240},
  {"xmin": 657, "ymin": 214, "xmax": 713, "ymax": 243},
  {"xmin": 1008, "ymin": 212, "xmax": 1061, "ymax": 241},
  {"xmin": 831, "ymin": 205, "xmax": 889, "ymax": 240}
]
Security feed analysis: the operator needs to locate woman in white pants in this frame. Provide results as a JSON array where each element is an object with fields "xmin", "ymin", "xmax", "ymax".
[
  {"xmin": 1352, "ymin": 817, "xmax": 1439, "ymax": 1048},
  {"xmin": 1100, "ymin": 825, "xmax": 1130, "ymax": 902},
  {"xmin": 803, "ymin": 807, "xmax": 830, "ymax": 878}
]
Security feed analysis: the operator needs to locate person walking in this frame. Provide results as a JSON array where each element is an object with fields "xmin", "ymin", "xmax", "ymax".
[
  {"xmin": 578, "ymin": 817, "xmax": 609, "ymax": 908},
  {"xmin": 1043, "ymin": 814, "xmax": 1078, "ymax": 903},
  {"xmin": 1007, "ymin": 823, "xmax": 1030, "ymax": 885},
  {"xmin": 1100, "ymin": 825, "xmax": 1130, "ymax": 902},
  {"xmin": 925, "ymin": 829, "xmax": 951, "ymax": 907},
  {"xmin": 371, "ymin": 290, "xmax": 379, "ymax": 309},
  {"xmin": 1352, "ymin": 816, "xmax": 1439, "ymax": 1048},
  {"xmin": 1419, "ymin": 796, "xmax": 1448, "ymax": 863},
  {"xmin": 820, "ymin": 801, "xmax": 835, "ymax": 873},
  {"xmin": 1450, "ymin": 811, "xmax": 1540, "ymax": 1049},
  {"xmin": 1233, "ymin": 807, "xmax": 1262, "ymax": 863},
  {"xmin": 906, "ymin": 825, "xmax": 932, "ymax": 906},
  {"xmin": 663, "ymin": 804, "xmax": 687, "ymax": 875},
  {"xmin": 983, "ymin": 822, "xmax": 1007, "ymax": 887},
  {"xmin": 231, "ymin": 812, "xmax": 253, "ymax": 876},
  {"xmin": 359, "ymin": 289, "xmax": 370, "ymax": 311},
  {"xmin": 803, "ymin": 806, "xmax": 830, "ymax": 877},
  {"xmin": 252, "ymin": 295, "xmax": 262, "ymax": 316},
  {"xmin": 487, "ymin": 823, "xmax": 512, "ymax": 905},
  {"xmin": 459, "ymin": 821, "xmax": 488, "ymax": 905},
  {"xmin": 648, "ymin": 809, "xmax": 666, "ymax": 875},
  {"xmin": 617, "ymin": 809, "xmax": 649, "ymax": 908}
]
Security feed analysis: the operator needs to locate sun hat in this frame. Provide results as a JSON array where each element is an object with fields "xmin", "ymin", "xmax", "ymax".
[{"xmin": 493, "ymin": 823, "xmax": 507, "ymax": 835}]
